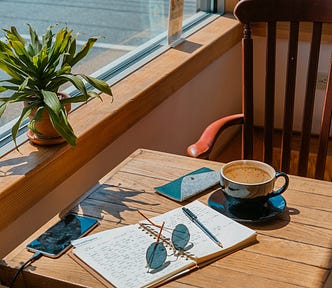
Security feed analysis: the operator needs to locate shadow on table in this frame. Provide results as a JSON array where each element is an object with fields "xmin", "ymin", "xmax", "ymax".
[
  {"xmin": 247, "ymin": 206, "xmax": 297, "ymax": 230},
  {"xmin": 71, "ymin": 183, "xmax": 159, "ymax": 224}
]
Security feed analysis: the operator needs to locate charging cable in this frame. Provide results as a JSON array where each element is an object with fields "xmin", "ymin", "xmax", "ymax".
[{"xmin": 9, "ymin": 251, "xmax": 43, "ymax": 288}]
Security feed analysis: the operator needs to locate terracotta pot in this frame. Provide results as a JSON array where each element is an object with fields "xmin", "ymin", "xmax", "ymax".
[{"xmin": 26, "ymin": 92, "xmax": 71, "ymax": 145}]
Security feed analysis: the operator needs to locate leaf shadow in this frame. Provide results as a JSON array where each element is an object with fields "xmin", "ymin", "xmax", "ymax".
[
  {"xmin": 71, "ymin": 183, "xmax": 159, "ymax": 225},
  {"xmin": 0, "ymin": 153, "xmax": 31, "ymax": 177},
  {"xmin": 0, "ymin": 147, "xmax": 60, "ymax": 177}
]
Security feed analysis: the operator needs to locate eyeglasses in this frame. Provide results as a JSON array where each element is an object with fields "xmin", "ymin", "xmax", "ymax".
[{"xmin": 138, "ymin": 211, "xmax": 190, "ymax": 270}]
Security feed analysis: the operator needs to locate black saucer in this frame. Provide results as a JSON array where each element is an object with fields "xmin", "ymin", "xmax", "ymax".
[{"xmin": 208, "ymin": 190, "xmax": 286, "ymax": 223}]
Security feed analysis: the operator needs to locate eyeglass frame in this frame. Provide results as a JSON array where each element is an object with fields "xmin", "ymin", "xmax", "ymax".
[{"xmin": 137, "ymin": 210, "xmax": 192, "ymax": 270}]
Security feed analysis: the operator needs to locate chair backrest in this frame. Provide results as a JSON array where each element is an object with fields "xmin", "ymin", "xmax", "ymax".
[{"xmin": 235, "ymin": 0, "xmax": 332, "ymax": 179}]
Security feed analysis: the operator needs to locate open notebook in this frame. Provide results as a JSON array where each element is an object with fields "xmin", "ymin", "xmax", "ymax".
[{"xmin": 71, "ymin": 201, "xmax": 257, "ymax": 288}]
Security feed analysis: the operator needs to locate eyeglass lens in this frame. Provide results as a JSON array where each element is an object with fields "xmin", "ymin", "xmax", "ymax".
[
  {"xmin": 146, "ymin": 242, "xmax": 167, "ymax": 269},
  {"xmin": 146, "ymin": 223, "xmax": 190, "ymax": 269},
  {"xmin": 171, "ymin": 224, "xmax": 190, "ymax": 250}
]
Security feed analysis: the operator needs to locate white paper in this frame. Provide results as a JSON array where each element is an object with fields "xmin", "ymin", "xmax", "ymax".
[
  {"xmin": 147, "ymin": 201, "xmax": 256, "ymax": 259},
  {"xmin": 72, "ymin": 225, "xmax": 193, "ymax": 288}
]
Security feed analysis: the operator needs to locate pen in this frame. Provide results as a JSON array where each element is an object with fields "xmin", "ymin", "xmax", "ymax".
[{"xmin": 182, "ymin": 207, "xmax": 223, "ymax": 248}]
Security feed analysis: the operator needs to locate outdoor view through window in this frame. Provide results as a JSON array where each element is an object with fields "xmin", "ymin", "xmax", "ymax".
[{"xmin": 0, "ymin": 0, "xmax": 199, "ymax": 135}]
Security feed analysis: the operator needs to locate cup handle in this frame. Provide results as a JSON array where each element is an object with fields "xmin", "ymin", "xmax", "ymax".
[{"xmin": 271, "ymin": 171, "xmax": 289, "ymax": 196}]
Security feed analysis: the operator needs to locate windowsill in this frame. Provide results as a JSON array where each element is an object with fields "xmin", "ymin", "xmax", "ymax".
[{"xmin": 0, "ymin": 15, "xmax": 242, "ymax": 231}]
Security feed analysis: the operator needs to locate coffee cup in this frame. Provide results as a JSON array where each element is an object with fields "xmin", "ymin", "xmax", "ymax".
[{"xmin": 220, "ymin": 160, "xmax": 289, "ymax": 218}]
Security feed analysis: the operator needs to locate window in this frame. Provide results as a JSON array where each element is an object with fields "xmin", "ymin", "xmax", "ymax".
[{"xmin": 0, "ymin": 0, "xmax": 223, "ymax": 154}]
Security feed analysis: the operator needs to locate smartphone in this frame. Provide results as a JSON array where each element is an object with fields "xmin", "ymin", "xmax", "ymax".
[{"xmin": 26, "ymin": 213, "xmax": 98, "ymax": 258}]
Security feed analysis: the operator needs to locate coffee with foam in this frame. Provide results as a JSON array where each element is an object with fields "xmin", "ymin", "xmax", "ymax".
[{"xmin": 223, "ymin": 164, "xmax": 272, "ymax": 184}]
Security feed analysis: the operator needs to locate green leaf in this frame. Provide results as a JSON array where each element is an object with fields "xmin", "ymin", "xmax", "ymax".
[
  {"xmin": 0, "ymin": 102, "xmax": 8, "ymax": 118},
  {"xmin": 18, "ymin": 77, "xmax": 29, "ymax": 91},
  {"xmin": 0, "ymin": 41, "xmax": 15, "ymax": 58},
  {"xmin": 62, "ymin": 36, "xmax": 77, "ymax": 65},
  {"xmin": 9, "ymin": 40, "xmax": 31, "ymax": 62},
  {"xmin": 27, "ymin": 44, "xmax": 35, "ymax": 57},
  {"xmin": 0, "ymin": 91, "xmax": 37, "ymax": 104},
  {"xmin": 56, "ymin": 64, "xmax": 71, "ymax": 76},
  {"xmin": 0, "ymin": 47, "xmax": 36, "ymax": 78},
  {"xmin": 0, "ymin": 86, "xmax": 18, "ymax": 93},
  {"xmin": 59, "ymin": 30, "xmax": 73, "ymax": 54},
  {"xmin": 60, "ymin": 94, "xmax": 88, "ymax": 104},
  {"xmin": 48, "ymin": 28, "xmax": 72, "ymax": 66},
  {"xmin": 38, "ymin": 90, "xmax": 77, "ymax": 146},
  {"xmin": 28, "ymin": 106, "xmax": 45, "ymax": 135},
  {"xmin": 81, "ymin": 75, "xmax": 112, "ymax": 96},
  {"xmin": 54, "ymin": 74, "xmax": 88, "ymax": 99},
  {"xmin": 87, "ymin": 91, "xmax": 101, "ymax": 99},
  {"xmin": 11, "ymin": 103, "xmax": 37, "ymax": 149},
  {"xmin": 70, "ymin": 37, "xmax": 97, "ymax": 66},
  {"xmin": 41, "ymin": 26, "xmax": 53, "ymax": 47},
  {"xmin": 0, "ymin": 86, "xmax": 8, "ymax": 93},
  {"xmin": 30, "ymin": 106, "xmax": 44, "ymax": 122},
  {"xmin": 0, "ymin": 56, "xmax": 27, "ymax": 74},
  {"xmin": 38, "ymin": 47, "xmax": 49, "ymax": 72},
  {"xmin": 41, "ymin": 90, "xmax": 61, "ymax": 115},
  {"xmin": 60, "ymin": 91, "xmax": 103, "ymax": 105},
  {"xmin": 0, "ymin": 78, "xmax": 23, "ymax": 85},
  {"xmin": 4, "ymin": 26, "xmax": 26, "ymax": 44},
  {"xmin": 32, "ymin": 54, "xmax": 39, "ymax": 67},
  {"xmin": 47, "ymin": 106, "xmax": 77, "ymax": 146},
  {"xmin": 0, "ymin": 59, "xmax": 26, "ymax": 80},
  {"xmin": 6, "ymin": 41, "xmax": 36, "ymax": 75},
  {"xmin": 0, "ymin": 94, "xmax": 17, "ymax": 102},
  {"xmin": 28, "ymin": 24, "xmax": 42, "ymax": 53}
]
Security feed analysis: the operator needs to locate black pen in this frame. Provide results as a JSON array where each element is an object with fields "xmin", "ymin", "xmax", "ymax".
[{"xmin": 182, "ymin": 207, "xmax": 223, "ymax": 248}]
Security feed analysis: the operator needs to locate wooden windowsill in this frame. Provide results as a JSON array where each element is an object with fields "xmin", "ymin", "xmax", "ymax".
[{"xmin": 0, "ymin": 15, "xmax": 242, "ymax": 231}]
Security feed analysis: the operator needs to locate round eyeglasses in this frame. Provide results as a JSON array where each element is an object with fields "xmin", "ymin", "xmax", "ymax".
[{"xmin": 138, "ymin": 211, "xmax": 190, "ymax": 270}]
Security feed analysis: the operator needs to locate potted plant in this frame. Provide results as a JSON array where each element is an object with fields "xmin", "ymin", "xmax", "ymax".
[{"xmin": 0, "ymin": 24, "xmax": 113, "ymax": 148}]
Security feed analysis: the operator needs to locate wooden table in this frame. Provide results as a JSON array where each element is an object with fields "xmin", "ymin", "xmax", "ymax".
[{"xmin": 1, "ymin": 149, "xmax": 332, "ymax": 288}]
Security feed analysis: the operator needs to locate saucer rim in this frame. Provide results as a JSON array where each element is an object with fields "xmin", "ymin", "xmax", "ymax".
[{"xmin": 208, "ymin": 191, "xmax": 287, "ymax": 223}]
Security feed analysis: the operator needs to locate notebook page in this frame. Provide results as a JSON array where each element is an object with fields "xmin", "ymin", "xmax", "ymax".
[
  {"xmin": 72, "ymin": 224, "xmax": 194, "ymax": 288},
  {"xmin": 145, "ymin": 201, "xmax": 256, "ymax": 261}
]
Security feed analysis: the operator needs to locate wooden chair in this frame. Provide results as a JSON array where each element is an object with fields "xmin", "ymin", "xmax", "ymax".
[{"xmin": 187, "ymin": 0, "xmax": 332, "ymax": 180}]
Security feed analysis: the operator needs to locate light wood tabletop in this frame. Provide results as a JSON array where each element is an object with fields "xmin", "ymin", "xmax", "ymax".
[{"xmin": 1, "ymin": 149, "xmax": 332, "ymax": 288}]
